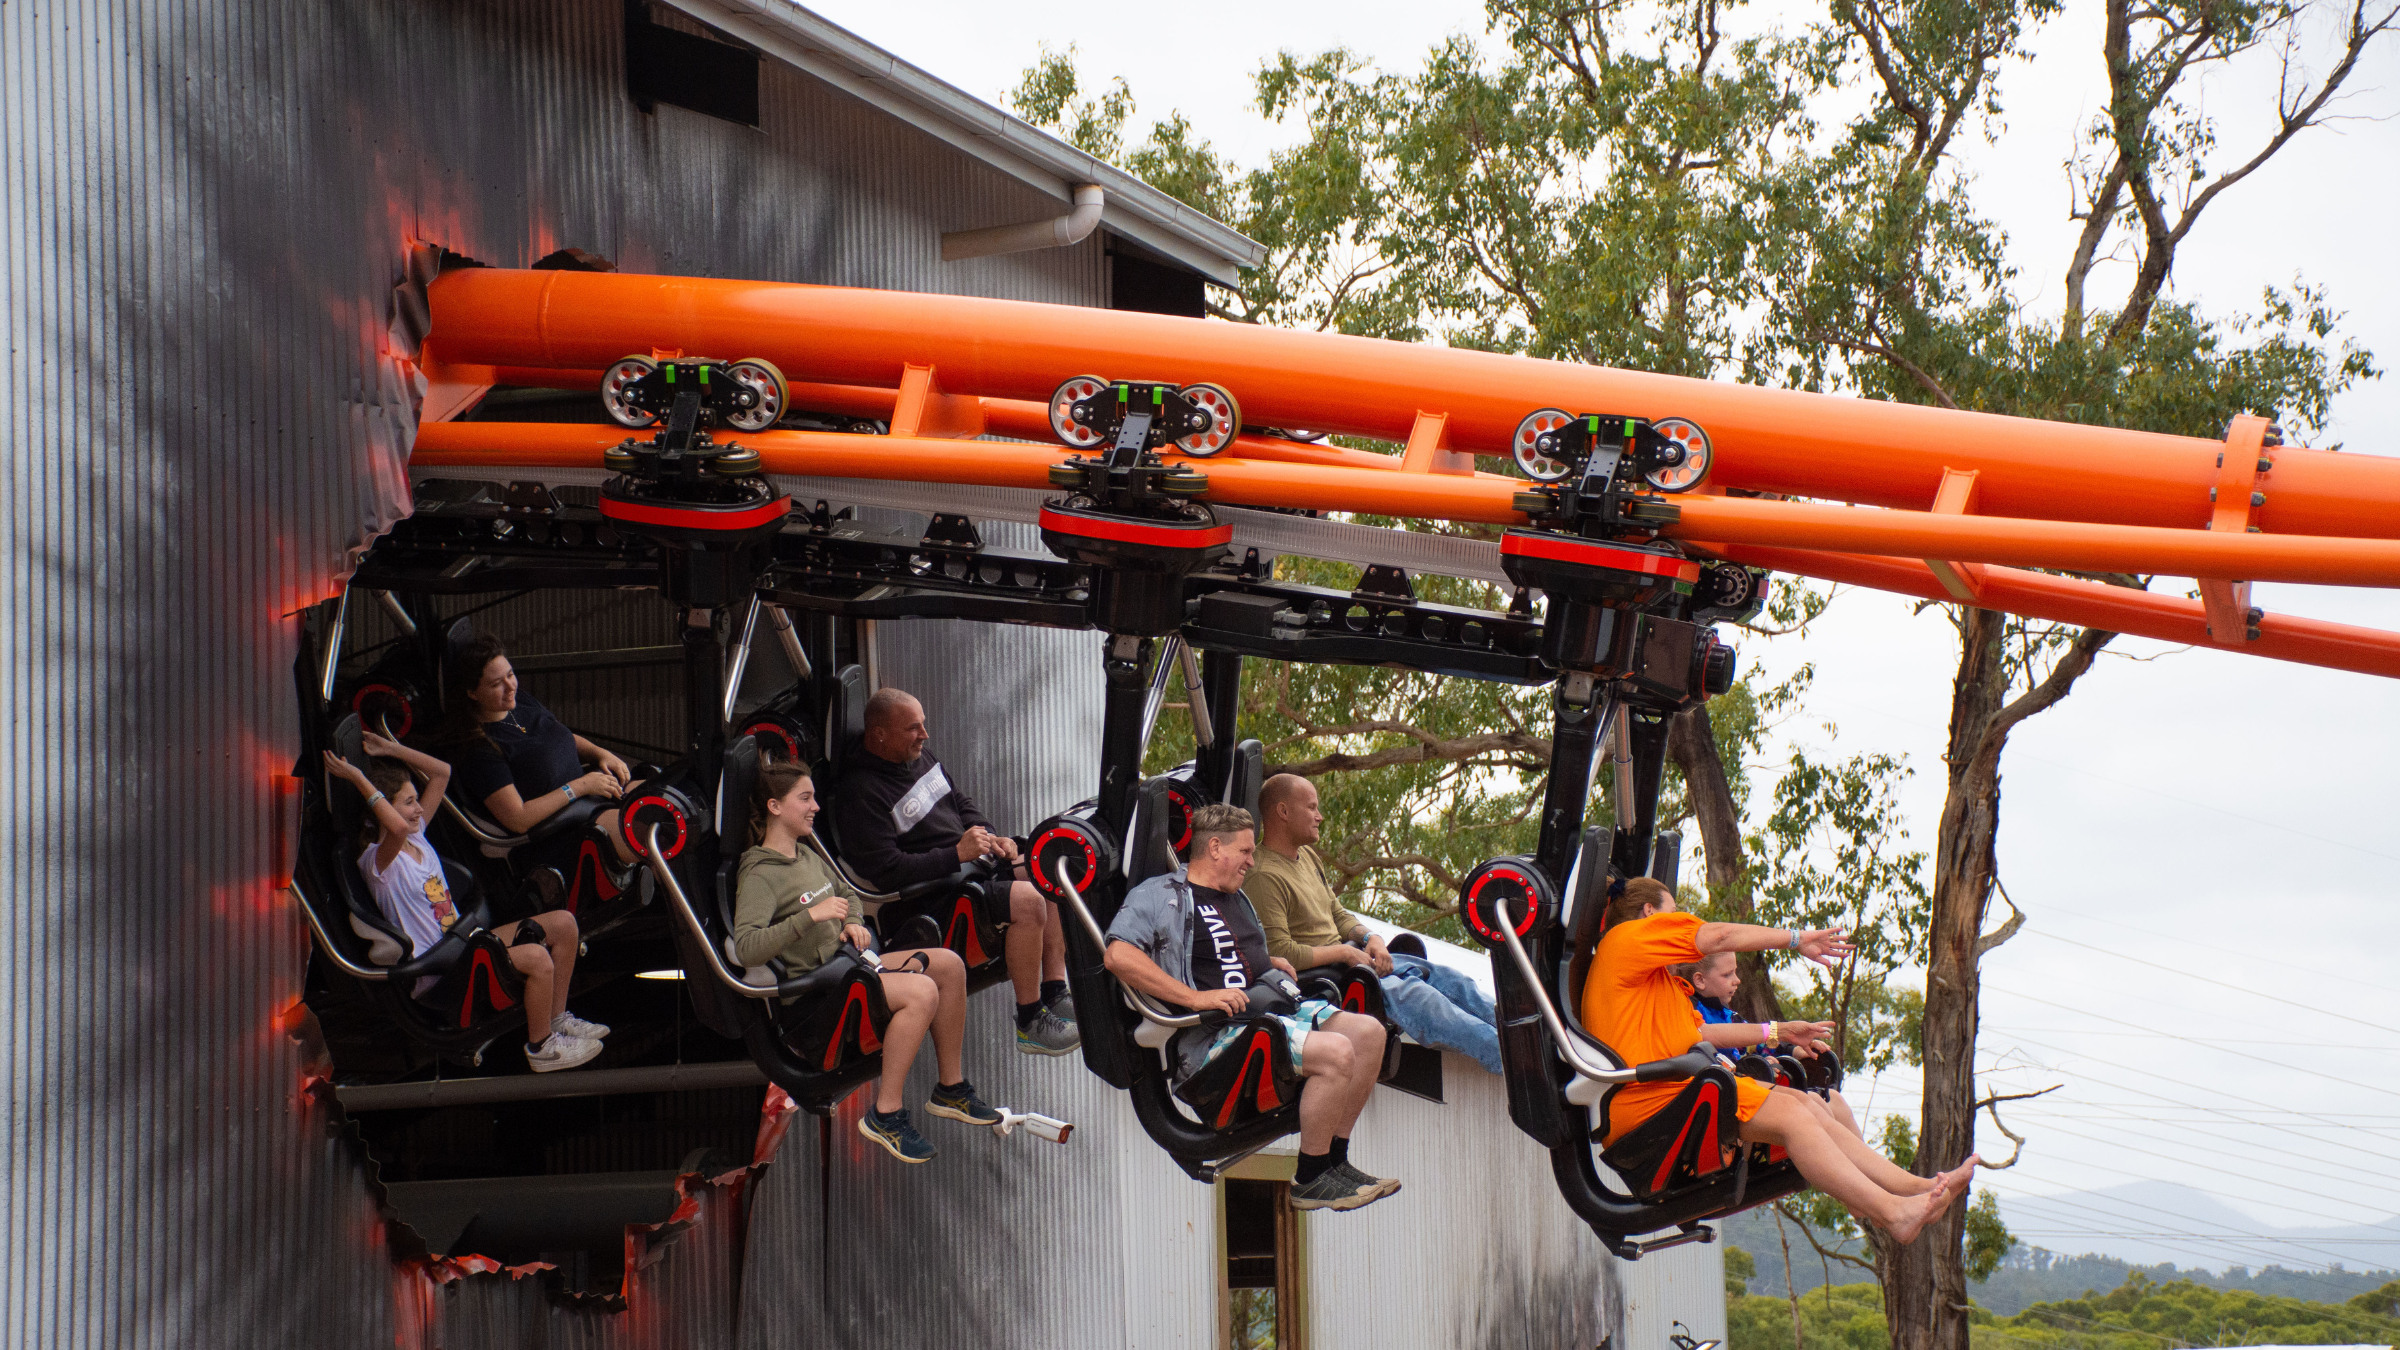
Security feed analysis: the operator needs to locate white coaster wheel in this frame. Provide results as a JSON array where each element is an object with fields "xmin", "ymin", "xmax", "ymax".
[
  {"xmin": 600, "ymin": 356, "xmax": 660, "ymax": 428},
  {"xmin": 1645, "ymin": 417, "xmax": 1711, "ymax": 493},
  {"xmin": 724, "ymin": 358, "xmax": 789, "ymax": 432},
  {"xmin": 1175, "ymin": 383, "xmax": 1242, "ymax": 457},
  {"xmin": 1512, "ymin": 408, "xmax": 1575, "ymax": 482},
  {"xmin": 1048, "ymin": 375, "xmax": 1111, "ymax": 448}
]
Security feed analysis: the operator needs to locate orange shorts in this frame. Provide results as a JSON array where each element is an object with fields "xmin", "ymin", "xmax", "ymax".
[{"xmin": 1604, "ymin": 1072, "xmax": 1771, "ymax": 1145}]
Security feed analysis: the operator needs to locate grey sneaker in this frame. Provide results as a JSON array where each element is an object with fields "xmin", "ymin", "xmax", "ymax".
[
  {"xmin": 1290, "ymin": 1165, "xmax": 1397, "ymax": 1212},
  {"xmin": 1016, "ymin": 1007, "xmax": 1081, "ymax": 1056},
  {"xmin": 1046, "ymin": 987, "xmax": 1078, "ymax": 1023},
  {"xmin": 924, "ymin": 1079, "xmax": 1005, "ymax": 1127},
  {"xmin": 1332, "ymin": 1161, "xmax": 1402, "ymax": 1202},
  {"xmin": 553, "ymin": 1011, "xmax": 610, "ymax": 1040},
  {"xmin": 858, "ymin": 1107, "xmax": 936, "ymax": 1163},
  {"xmin": 526, "ymin": 1033, "xmax": 601, "ymax": 1073}
]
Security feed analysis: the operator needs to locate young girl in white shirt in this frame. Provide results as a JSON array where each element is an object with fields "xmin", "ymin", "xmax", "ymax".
[{"xmin": 324, "ymin": 731, "xmax": 608, "ymax": 1072}]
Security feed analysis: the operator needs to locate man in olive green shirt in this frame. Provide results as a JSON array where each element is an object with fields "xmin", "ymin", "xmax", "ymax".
[{"xmin": 1247, "ymin": 774, "xmax": 1503, "ymax": 1075}]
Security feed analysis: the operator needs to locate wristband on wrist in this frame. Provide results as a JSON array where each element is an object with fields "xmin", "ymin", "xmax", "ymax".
[
  {"xmin": 1763, "ymin": 1021, "xmax": 1780, "ymax": 1048},
  {"xmin": 365, "ymin": 790, "xmax": 385, "ymax": 807},
  {"xmin": 1786, "ymin": 927, "xmax": 1802, "ymax": 951},
  {"xmin": 562, "ymin": 783, "xmax": 578, "ymax": 803}
]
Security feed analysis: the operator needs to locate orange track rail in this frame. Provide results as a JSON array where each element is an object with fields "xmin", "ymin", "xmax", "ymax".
[
  {"xmin": 424, "ymin": 268, "xmax": 2400, "ymax": 538},
  {"xmin": 410, "ymin": 268, "xmax": 2400, "ymax": 679}
]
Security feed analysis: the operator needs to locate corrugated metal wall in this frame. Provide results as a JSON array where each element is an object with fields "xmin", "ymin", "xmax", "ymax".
[
  {"xmin": 1, "ymin": 0, "xmax": 1726, "ymax": 1344},
  {"xmin": 0, "ymin": 1, "xmax": 1105, "ymax": 1345}
]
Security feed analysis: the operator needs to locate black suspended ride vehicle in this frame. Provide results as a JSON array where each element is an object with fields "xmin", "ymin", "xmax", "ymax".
[{"xmin": 291, "ymin": 350, "xmax": 1842, "ymax": 1256}]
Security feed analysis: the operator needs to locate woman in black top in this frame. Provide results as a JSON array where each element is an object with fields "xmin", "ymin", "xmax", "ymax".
[{"xmin": 442, "ymin": 633, "xmax": 637, "ymax": 870}]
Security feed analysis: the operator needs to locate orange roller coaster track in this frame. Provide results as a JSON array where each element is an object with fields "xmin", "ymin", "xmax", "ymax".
[{"xmin": 410, "ymin": 267, "xmax": 2400, "ymax": 679}]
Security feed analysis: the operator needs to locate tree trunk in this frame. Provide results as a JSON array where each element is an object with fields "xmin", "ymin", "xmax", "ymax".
[
  {"xmin": 1882, "ymin": 609, "xmax": 2113, "ymax": 1350},
  {"xmin": 1666, "ymin": 703, "xmax": 1782, "ymax": 1022}
]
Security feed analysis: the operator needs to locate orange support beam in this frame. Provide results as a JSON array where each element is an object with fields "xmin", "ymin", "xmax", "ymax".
[
  {"xmin": 1923, "ymin": 468, "xmax": 1987, "ymax": 604},
  {"xmin": 2201, "ymin": 415, "xmax": 2268, "ymax": 645},
  {"xmin": 885, "ymin": 364, "xmax": 985, "ymax": 440}
]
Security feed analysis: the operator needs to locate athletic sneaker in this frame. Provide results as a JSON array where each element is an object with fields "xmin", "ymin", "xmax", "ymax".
[
  {"xmin": 553, "ymin": 1011, "xmax": 610, "ymax": 1040},
  {"xmin": 1291, "ymin": 1165, "xmax": 1399, "ymax": 1212},
  {"xmin": 858, "ymin": 1108, "xmax": 936, "ymax": 1164},
  {"xmin": 1331, "ymin": 1161, "xmax": 1402, "ymax": 1203},
  {"xmin": 1046, "ymin": 987, "xmax": 1078, "ymax": 1023},
  {"xmin": 923, "ymin": 1080, "xmax": 1005, "ymax": 1127},
  {"xmin": 525, "ymin": 1033, "xmax": 602, "ymax": 1073},
  {"xmin": 1016, "ymin": 1007, "xmax": 1081, "ymax": 1056}
]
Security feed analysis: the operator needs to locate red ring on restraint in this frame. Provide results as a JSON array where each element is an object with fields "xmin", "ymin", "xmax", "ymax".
[
  {"xmin": 1030, "ymin": 825, "xmax": 1100, "ymax": 897},
  {"xmin": 351, "ymin": 684, "xmax": 415, "ymax": 739},
  {"xmin": 622, "ymin": 795, "xmax": 688, "ymax": 861},
  {"xmin": 742, "ymin": 720, "xmax": 802, "ymax": 763},
  {"xmin": 1464, "ymin": 864, "xmax": 1542, "ymax": 942}
]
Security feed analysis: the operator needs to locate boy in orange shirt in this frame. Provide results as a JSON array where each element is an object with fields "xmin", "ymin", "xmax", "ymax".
[{"xmin": 1581, "ymin": 877, "xmax": 1976, "ymax": 1244}]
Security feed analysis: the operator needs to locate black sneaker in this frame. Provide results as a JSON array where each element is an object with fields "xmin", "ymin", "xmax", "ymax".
[
  {"xmin": 924, "ymin": 1080, "xmax": 1004, "ymax": 1127},
  {"xmin": 1332, "ymin": 1161, "xmax": 1402, "ymax": 1203},
  {"xmin": 857, "ymin": 1108, "xmax": 936, "ymax": 1164},
  {"xmin": 1290, "ymin": 1165, "xmax": 1392, "ymax": 1212}
]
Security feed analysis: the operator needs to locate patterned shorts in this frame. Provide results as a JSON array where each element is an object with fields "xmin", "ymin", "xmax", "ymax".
[{"xmin": 1201, "ymin": 998, "xmax": 1342, "ymax": 1075}]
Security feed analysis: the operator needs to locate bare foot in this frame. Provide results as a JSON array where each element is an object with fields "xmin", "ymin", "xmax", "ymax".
[
  {"xmin": 1932, "ymin": 1154, "xmax": 1983, "ymax": 1194},
  {"xmin": 1883, "ymin": 1189, "xmax": 1944, "ymax": 1244}
]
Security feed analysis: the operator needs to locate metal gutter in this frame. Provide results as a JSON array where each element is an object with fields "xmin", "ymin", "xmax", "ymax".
[{"xmin": 663, "ymin": 0, "xmax": 1266, "ymax": 285}]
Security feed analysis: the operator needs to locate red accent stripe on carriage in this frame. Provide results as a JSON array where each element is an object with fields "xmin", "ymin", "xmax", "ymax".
[
  {"xmin": 1649, "ymin": 1081, "xmax": 1722, "ymax": 1193},
  {"xmin": 1038, "ymin": 506, "xmax": 1233, "ymax": 549},
  {"xmin": 825, "ymin": 983, "xmax": 880, "ymax": 1071},
  {"xmin": 948, "ymin": 896, "xmax": 990, "ymax": 968},
  {"xmin": 460, "ymin": 948, "xmax": 517, "ymax": 1028},
  {"xmin": 1215, "ymin": 1030, "xmax": 1283, "ymax": 1128},
  {"xmin": 1500, "ymin": 532, "xmax": 1700, "ymax": 581},
  {"xmin": 600, "ymin": 493, "xmax": 790, "ymax": 531}
]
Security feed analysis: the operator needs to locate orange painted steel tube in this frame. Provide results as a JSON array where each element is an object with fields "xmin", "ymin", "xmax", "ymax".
[
  {"xmin": 1702, "ymin": 544, "xmax": 2400, "ymax": 680},
  {"xmin": 407, "ymin": 423, "xmax": 2400, "ymax": 586},
  {"xmin": 423, "ymin": 268, "xmax": 2400, "ymax": 539}
]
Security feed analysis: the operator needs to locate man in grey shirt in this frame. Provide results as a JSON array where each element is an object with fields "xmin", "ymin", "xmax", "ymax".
[{"xmin": 1103, "ymin": 804, "xmax": 1399, "ymax": 1212}]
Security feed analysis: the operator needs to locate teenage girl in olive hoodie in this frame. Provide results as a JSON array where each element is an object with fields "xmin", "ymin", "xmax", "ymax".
[{"xmin": 734, "ymin": 759, "xmax": 1002, "ymax": 1163}]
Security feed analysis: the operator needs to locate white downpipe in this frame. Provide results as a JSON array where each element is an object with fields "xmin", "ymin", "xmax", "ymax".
[{"xmin": 941, "ymin": 184, "xmax": 1105, "ymax": 261}]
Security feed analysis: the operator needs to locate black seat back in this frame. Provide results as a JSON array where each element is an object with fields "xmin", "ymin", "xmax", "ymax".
[
  {"xmin": 1127, "ymin": 778, "xmax": 1179, "ymax": 883},
  {"xmin": 824, "ymin": 663, "xmax": 867, "ymax": 777},
  {"xmin": 441, "ymin": 617, "xmax": 480, "ymax": 713},
  {"xmin": 1563, "ymin": 825, "xmax": 1612, "ymax": 1024},
  {"xmin": 1227, "ymin": 738, "xmax": 1264, "ymax": 822},
  {"xmin": 720, "ymin": 732, "xmax": 762, "ymax": 849},
  {"xmin": 327, "ymin": 715, "xmax": 374, "ymax": 845}
]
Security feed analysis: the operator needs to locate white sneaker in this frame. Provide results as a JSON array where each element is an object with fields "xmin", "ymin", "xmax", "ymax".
[
  {"xmin": 527, "ymin": 1033, "xmax": 602, "ymax": 1073},
  {"xmin": 554, "ymin": 1011, "xmax": 610, "ymax": 1040}
]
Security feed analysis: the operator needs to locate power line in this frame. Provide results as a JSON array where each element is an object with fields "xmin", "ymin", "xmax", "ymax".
[
  {"xmin": 2039, "ymin": 909, "xmax": 2400, "ymax": 1005},
  {"xmin": 1983, "ymin": 984, "xmax": 2400, "ymax": 1104},
  {"xmin": 2010, "ymin": 928, "xmax": 2367, "ymax": 1023}
]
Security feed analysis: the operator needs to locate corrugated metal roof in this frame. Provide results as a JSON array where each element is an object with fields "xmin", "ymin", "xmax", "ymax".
[{"xmin": 660, "ymin": 0, "xmax": 1268, "ymax": 285}]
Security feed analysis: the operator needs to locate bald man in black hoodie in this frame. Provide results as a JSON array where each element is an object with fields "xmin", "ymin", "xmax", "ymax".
[{"xmin": 834, "ymin": 687, "xmax": 1078, "ymax": 1056}]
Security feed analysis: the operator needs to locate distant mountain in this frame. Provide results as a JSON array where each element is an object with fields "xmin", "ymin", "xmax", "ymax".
[
  {"xmin": 2000, "ymin": 1180, "xmax": 2400, "ymax": 1274},
  {"xmin": 1722, "ymin": 1186, "xmax": 2400, "ymax": 1317}
]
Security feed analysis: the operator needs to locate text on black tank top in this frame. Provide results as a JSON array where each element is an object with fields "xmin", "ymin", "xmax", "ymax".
[{"xmin": 1188, "ymin": 884, "xmax": 1268, "ymax": 992}]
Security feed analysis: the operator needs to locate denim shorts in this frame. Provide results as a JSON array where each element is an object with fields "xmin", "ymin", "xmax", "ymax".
[{"xmin": 1200, "ymin": 998, "xmax": 1340, "ymax": 1075}]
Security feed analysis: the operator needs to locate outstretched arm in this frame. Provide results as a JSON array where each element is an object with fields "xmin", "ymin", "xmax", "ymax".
[{"xmin": 1694, "ymin": 922, "xmax": 1853, "ymax": 970}]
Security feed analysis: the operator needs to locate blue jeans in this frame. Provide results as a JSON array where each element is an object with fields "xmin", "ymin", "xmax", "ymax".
[{"xmin": 1380, "ymin": 953, "xmax": 1503, "ymax": 1076}]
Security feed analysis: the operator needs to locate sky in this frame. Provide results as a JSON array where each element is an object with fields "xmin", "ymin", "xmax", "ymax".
[{"xmin": 800, "ymin": 0, "xmax": 2400, "ymax": 1273}]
